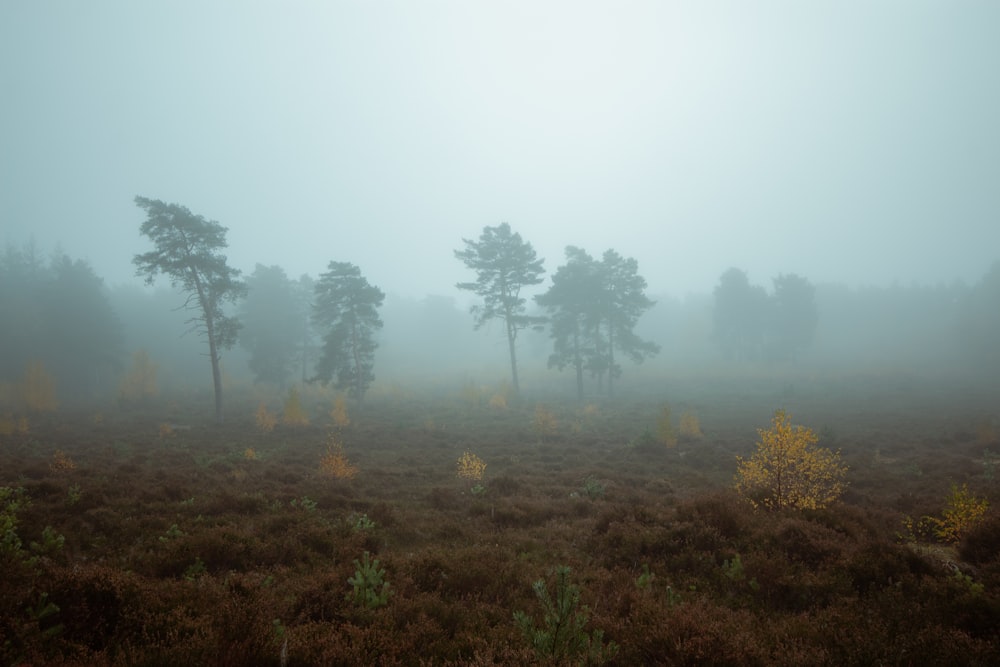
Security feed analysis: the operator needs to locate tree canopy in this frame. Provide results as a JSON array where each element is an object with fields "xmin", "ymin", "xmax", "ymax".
[
  {"xmin": 0, "ymin": 243, "xmax": 123, "ymax": 403},
  {"xmin": 769, "ymin": 273, "xmax": 818, "ymax": 361},
  {"xmin": 536, "ymin": 247, "xmax": 658, "ymax": 397},
  {"xmin": 133, "ymin": 197, "xmax": 245, "ymax": 421},
  {"xmin": 312, "ymin": 261, "xmax": 385, "ymax": 400},
  {"xmin": 240, "ymin": 264, "xmax": 309, "ymax": 387},
  {"xmin": 958, "ymin": 260, "xmax": 1000, "ymax": 371},
  {"xmin": 535, "ymin": 247, "xmax": 601, "ymax": 399},
  {"xmin": 712, "ymin": 268, "xmax": 818, "ymax": 363},
  {"xmin": 455, "ymin": 222, "xmax": 545, "ymax": 394}
]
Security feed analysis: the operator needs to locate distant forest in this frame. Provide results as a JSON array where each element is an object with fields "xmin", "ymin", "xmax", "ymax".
[{"xmin": 1, "ymin": 233, "xmax": 998, "ymax": 410}]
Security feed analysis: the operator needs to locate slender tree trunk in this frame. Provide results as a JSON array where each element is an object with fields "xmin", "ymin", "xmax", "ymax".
[
  {"xmin": 351, "ymin": 318, "xmax": 364, "ymax": 401},
  {"xmin": 607, "ymin": 320, "xmax": 615, "ymax": 398},
  {"xmin": 506, "ymin": 317, "xmax": 520, "ymax": 395},
  {"xmin": 301, "ymin": 315, "xmax": 309, "ymax": 384},
  {"xmin": 193, "ymin": 271, "xmax": 224, "ymax": 423},
  {"xmin": 208, "ymin": 330, "xmax": 224, "ymax": 422},
  {"xmin": 572, "ymin": 326, "xmax": 584, "ymax": 401}
]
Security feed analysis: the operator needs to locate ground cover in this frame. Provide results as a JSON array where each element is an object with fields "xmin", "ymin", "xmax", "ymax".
[{"xmin": 2, "ymin": 372, "xmax": 999, "ymax": 665}]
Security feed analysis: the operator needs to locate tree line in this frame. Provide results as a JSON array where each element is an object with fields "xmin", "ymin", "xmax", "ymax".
[
  {"xmin": 131, "ymin": 200, "xmax": 662, "ymax": 420},
  {"xmin": 2, "ymin": 196, "xmax": 999, "ymax": 420}
]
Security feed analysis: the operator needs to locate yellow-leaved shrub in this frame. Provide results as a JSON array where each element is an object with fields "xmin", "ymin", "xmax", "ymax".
[{"xmin": 735, "ymin": 409, "xmax": 847, "ymax": 511}]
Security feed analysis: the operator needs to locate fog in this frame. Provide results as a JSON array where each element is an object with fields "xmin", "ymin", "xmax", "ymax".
[{"xmin": 1, "ymin": 2, "xmax": 999, "ymax": 404}]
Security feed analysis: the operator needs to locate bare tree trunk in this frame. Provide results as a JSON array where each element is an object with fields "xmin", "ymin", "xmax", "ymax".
[
  {"xmin": 506, "ymin": 319, "xmax": 520, "ymax": 395},
  {"xmin": 351, "ymin": 320, "xmax": 364, "ymax": 401},
  {"xmin": 193, "ymin": 271, "xmax": 224, "ymax": 423},
  {"xmin": 573, "ymin": 328, "xmax": 584, "ymax": 401},
  {"xmin": 607, "ymin": 320, "xmax": 615, "ymax": 398},
  {"xmin": 204, "ymin": 309, "xmax": 224, "ymax": 422}
]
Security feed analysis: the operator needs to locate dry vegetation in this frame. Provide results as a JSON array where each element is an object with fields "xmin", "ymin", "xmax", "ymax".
[{"xmin": 1, "ymin": 372, "xmax": 999, "ymax": 665}]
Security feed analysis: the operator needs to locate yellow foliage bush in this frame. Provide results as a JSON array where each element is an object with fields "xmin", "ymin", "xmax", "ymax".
[
  {"xmin": 0, "ymin": 415, "xmax": 27, "ymax": 436},
  {"xmin": 243, "ymin": 448, "xmax": 258, "ymax": 461},
  {"xmin": 319, "ymin": 434, "xmax": 358, "ymax": 480},
  {"xmin": 22, "ymin": 361, "xmax": 57, "ymax": 412},
  {"xmin": 282, "ymin": 387, "xmax": 309, "ymax": 426},
  {"xmin": 928, "ymin": 483, "xmax": 989, "ymax": 543},
  {"xmin": 656, "ymin": 404, "xmax": 677, "ymax": 447},
  {"xmin": 49, "ymin": 449, "xmax": 76, "ymax": 472},
  {"xmin": 734, "ymin": 409, "xmax": 848, "ymax": 511},
  {"xmin": 255, "ymin": 403, "xmax": 277, "ymax": 433},
  {"xmin": 331, "ymin": 394, "xmax": 350, "ymax": 427},
  {"xmin": 457, "ymin": 451, "xmax": 487, "ymax": 481},
  {"xmin": 679, "ymin": 411, "xmax": 704, "ymax": 441},
  {"xmin": 533, "ymin": 405, "xmax": 558, "ymax": 440},
  {"xmin": 488, "ymin": 393, "xmax": 508, "ymax": 410}
]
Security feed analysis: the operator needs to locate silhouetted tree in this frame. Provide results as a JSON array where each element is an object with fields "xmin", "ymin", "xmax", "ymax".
[
  {"xmin": 133, "ymin": 197, "xmax": 246, "ymax": 422},
  {"xmin": 40, "ymin": 255, "xmax": 124, "ymax": 396},
  {"xmin": 591, "ymin": 250, "xmax": 660, "ymax": 396},
  {"xmin": 455, "ymin": 223, "xmax": 545, "ymax": 394},
  {"xmin": 536, "ymin": 247, "xmax": 658, "ymax": 397},
  {"xmin": 294, "ymin": 274, "xmax": 318, "ymax": 383},
  {"xmin": 767, "ymin": 273, "xmax": 818, "ymax": 361},
  {"xmin": 712, "ymin": 268, "xmax": 768, "ymax": 361},
  {"xmin": 535, "ymin": 247, "xmax": 601, "ymax": 399},
  {"xmin": 0, "ymin": 244, "xmax": 123, "ymax": 401},
  {"xmin": 0, "ymin": 242, "xmax": 46, "ymax": 382},
  {"xmin": 958, "ymin": 260, "xmax": 1000, "ymax": 371},
  {"xmin": 312, "ymin": 261, "xmax": 384, "ymax": 400},
  {"xmin": 240, "ymin": 264, "xmax": 306, "ymax": 386}
]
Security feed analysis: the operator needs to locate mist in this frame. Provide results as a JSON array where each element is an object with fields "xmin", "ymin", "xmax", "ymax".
[{"xmin": 1, "ymin": 2, "xmax": 999, "ymax": 405}]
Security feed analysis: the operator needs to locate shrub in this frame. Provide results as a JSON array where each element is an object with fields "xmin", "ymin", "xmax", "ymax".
[
  {"xmin": 1, "ymin": 486, "xmax": 29, "ymax": 559},
  {"xmin": 49, "ymin": 450, "xmax": 76, "ymax": 473},
  {"xmin": 456, "ymin": 451, "xmax": 486, "ymax": 482},
  {"xmin": 347, "ymin": 551, "xmax": 391, "ymax": 610},
  {"xmin": 330, "ymin": 394, "xmax": 350, "ymax": 427},
  {"xmin": 928, "ymin": 483, "xmax": 989, "ymax": 543},
  {"xmin": 513, "ymin": 565, "xmax": 618, "ymax": 664},
  {"xmin": 533, "ymin": 405, "xmax": 558, "ymax": 441},
  {"xmin": 657, "ymin": 404, "xmax": 677, "ymax": 447},
  {"xmin": 319, "ymin": 434, "xmax": 358, "ymax": 480},
  {"xmin": 254, "ymin": 403, "xmax": 277, "ymax": 433},
  {"xmin": 679, "ymin": 411, "xmax": 704, "ymax": 441},
  {"xmin": 282, "ymin": 387, "xmax": 309, "ymax": 426},
  {"xmin": 582, "ymin": 476, "xmax": 606, "ymax": 499},
  {"xmin": 734, "ymin": 409, "xmax": 848, "ymax": 511}
]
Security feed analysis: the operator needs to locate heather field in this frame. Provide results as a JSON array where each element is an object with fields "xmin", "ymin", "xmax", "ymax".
[{"xmin": 2, "ymin": 371, "xmax": 999, "ymax": 666}]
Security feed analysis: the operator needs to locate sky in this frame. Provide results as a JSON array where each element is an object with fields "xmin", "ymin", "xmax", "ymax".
[{"xmin": 2, "ymin": 1, "xmax": 999, "ymax": 301}]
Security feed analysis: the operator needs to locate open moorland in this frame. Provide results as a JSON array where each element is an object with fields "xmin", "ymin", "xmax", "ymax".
[{"xmin": 2, "ymin": 371, "xmax": 1000, "ymax": 665}]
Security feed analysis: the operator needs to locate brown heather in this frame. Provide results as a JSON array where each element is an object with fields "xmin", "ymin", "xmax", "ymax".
[{"xmin": 1, "ymin": 375, "xmax": 998, "ymax": 664}]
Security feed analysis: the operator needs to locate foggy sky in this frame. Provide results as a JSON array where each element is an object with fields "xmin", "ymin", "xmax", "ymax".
[{"xmin": 2, "ymin": 1, "xmax": 998, "ymax": 301}]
